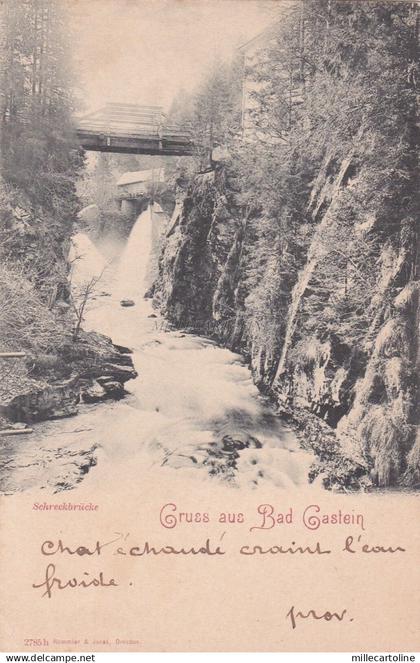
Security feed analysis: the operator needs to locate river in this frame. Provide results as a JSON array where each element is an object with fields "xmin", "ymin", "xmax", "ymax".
[{"xmin": 0, "ymin": 205, "xmax": 315, "ymax": 495}]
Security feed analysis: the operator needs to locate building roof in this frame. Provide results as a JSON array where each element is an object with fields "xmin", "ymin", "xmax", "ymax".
[
  {"xmin": 117, "ymin": 168, "xmax": 165, "ymax": 187},
  {"xmin": 238, "ymin": 24, "xmax": 279, "ymax": 53}
]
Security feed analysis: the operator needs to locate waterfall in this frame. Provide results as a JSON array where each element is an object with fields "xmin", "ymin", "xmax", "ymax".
[
  {"xmin": 115, "ymin": 205, "xmax": 153, "ymax": 301},
  {"xmin": 69, "ymin": 232, "xmax": 107, "ymax": 287}
]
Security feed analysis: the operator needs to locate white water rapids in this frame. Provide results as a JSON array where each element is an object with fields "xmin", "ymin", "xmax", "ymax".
[{"xmin": 0, "ymin": 205, "xmax": 316, "ymax": 495}]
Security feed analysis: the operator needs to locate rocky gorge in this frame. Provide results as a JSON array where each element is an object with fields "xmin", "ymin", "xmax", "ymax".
[{"xmin": 150, "ymin": 2, "xmax": 419, "ymax": 493}]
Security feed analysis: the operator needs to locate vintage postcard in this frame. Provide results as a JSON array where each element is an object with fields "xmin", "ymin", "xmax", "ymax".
[{"xmin": 0, "ymin": 0, "xmax": 419, "ymax": 654}]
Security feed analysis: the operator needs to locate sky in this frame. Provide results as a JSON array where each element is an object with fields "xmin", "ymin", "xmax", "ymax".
[{"xmin": 67, "ymin": 0, "xmax": 280, "ymax": 115}]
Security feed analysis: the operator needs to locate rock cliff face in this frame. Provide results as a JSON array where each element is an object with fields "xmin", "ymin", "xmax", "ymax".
[
  {"xmin": 154, "ymin": 158, "xmax": 419, "ymax": 490},
  {"xmin": 154, "ymin": 170, "xmax": 242, "ymax": 330}
]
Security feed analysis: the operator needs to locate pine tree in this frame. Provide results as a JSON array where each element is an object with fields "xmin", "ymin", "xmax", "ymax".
[
  {"xmin": 0, "ymin": 0, "xmax": 84, "ymax": 225},
  {"xmin": 169, "ymin": 56, "xmax": 243, "ymax": 166}
]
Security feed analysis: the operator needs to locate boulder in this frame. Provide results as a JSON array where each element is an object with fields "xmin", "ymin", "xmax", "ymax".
[
  {"xmin": 120, "ymin": 299, "xmax": 135, "ymax": 307},
  {"xmin": 0, "ymin": 377, "xmax": 79, "ymax": 423},
  {"xmin": 50, "ymin": 405, "xmax": 78, "ymax": 419},
  {"xmin": 113, "ymin": 344, "xmax": 133, "ymax": 355},
  {"xmin": 80, "ymin": 379, "xmax": 125, "ymax": 402},
  {"xmin": 83, "ymin": 362, "xmax": 137, "ymax": 383}
]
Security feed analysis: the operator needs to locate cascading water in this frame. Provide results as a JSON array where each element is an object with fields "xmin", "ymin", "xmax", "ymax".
[{"xmin": 0, "ymin": 203, "xmax": 317, "ymax": 495}]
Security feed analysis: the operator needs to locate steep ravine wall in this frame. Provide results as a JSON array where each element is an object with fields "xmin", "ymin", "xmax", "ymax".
[{"xmin": 153, "ymin": 160, "xmax": 419, "ymax": 491}]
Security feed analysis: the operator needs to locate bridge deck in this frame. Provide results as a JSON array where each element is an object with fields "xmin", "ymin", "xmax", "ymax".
[{"xmin": 76, "ymin": 103, "xmax": 194, "ymax": 156}]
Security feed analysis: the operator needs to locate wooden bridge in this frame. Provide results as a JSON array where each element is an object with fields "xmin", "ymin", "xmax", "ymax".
[{"xmin": 76, "ymin": 103, "xmax": 194, "ymax": 156}]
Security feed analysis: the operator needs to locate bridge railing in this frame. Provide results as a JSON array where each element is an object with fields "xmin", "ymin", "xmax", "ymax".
[
  {"xmin": 77, "ymin": 121, "xmax": 192, "ymax": 142},
  {"xmin": 75, "ymin": 104, "xmax": 194, "ymax": 152},
  {"xmin": 77, "ymin": 123, "xmax": 159, "ymax": 136}
]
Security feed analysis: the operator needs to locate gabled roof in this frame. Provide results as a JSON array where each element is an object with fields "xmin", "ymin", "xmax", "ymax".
[
  {"xmin": 238, "ymin": 23, "xmax": 279, "ymax": 53},
  {"xmin": 117, "ymin": 168, "xmax": 165, "ymax": 187}
]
